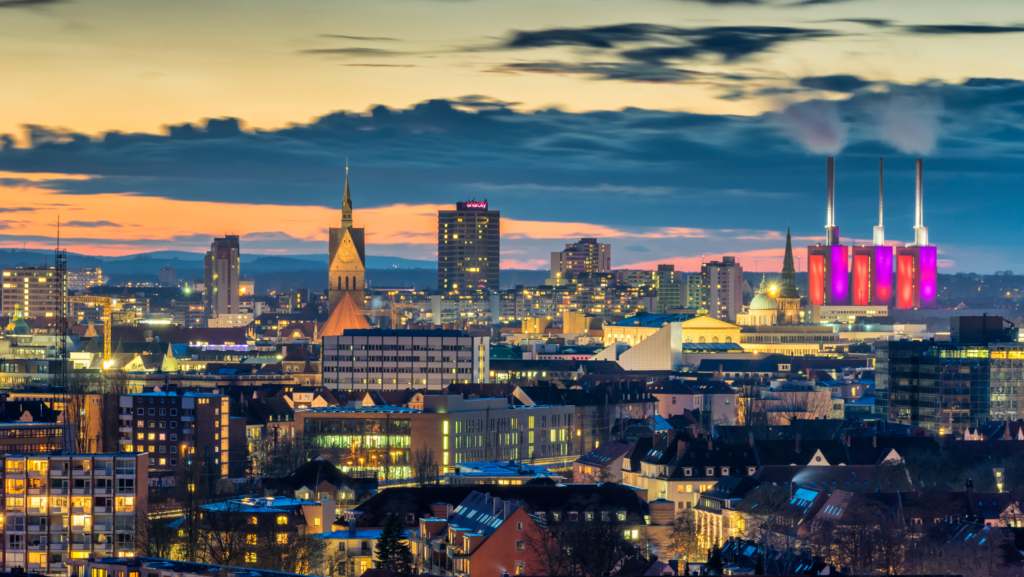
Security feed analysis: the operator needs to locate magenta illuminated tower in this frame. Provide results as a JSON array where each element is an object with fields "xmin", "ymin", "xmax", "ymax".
[
  {"xmin": 807, "ymin": 157, "xmax": 850, "ymax": 306},
  {"xmin": 852, "ymin": 159, "xmax": 894, "ymax": 306},
  {"xmin": 896, "ymin": 159, "xmax": 938, "ymax": 309}
]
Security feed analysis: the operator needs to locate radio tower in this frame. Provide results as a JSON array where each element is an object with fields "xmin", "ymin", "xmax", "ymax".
[{"xmin": 54, "ymin": 218, "xmax": 72, "ymax": 453}]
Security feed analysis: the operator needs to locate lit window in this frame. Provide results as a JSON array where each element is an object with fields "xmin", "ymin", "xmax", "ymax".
[
  {"xmin": 245, "ymin": 552, "xmax": 257, "ymax": 563},
  {"xmin": 250, "ymin": 517, "xmax": 258, "ymax": 525},
  {"xmin": 277, "ymin": 516, "xmax": 287, "ymax": 525},
  {"xmin": 246, "ymin": 535, "xmax": 256, "ymax": 545},
  {"xmin": 277, "ymin": 533, "xmax": 288, "ymax": 544}
]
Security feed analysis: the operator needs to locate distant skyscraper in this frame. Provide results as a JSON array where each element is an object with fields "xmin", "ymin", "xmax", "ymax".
[
  {"xmin": 67, "ymin": 267, "xmax": 105, "ymax": 292},
  {"xmin": 158, "ymin": 266, "xmax": 177, "ymax": 287},
  {"xmin": 549, "ymin": 238, "xmax": 611, "ymax": 285},
  {"xmin": 655, "ymin": 264, "xmax": 683, "ymax": 312},
  {"xmin": 438, "ymin": 201, "xmax": 500, "ymax": 292},
  {"xmin": 328, "ymin": 169, "xmax": 366, "ymax": 312},
  {"xmin": 701, "ymin": 256, "xmax": 743, "ymax": 323},
  {"xmin": 203, "ymin": 235, "xmax": 240, "ymax": 319},
  {"xmin": 1, "ymin": 267, "xmax": 60, "ymax": 318}
]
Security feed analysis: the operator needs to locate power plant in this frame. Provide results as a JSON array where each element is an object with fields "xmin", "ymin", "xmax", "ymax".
[{"xmin": 807, "ymin": 157, "xmax": 937, "ymax": 309}]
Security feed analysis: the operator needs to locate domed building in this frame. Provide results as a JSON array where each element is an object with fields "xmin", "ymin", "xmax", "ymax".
[{"xmin": 738, "ymin": 275, "xmax": 779, "ymax": 326}]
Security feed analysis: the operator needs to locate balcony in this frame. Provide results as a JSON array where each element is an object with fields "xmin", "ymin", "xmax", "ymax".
[
  {"xmin": 72, "ymin": 469, "xmax": 92, "ymax": 477},
  {"xmin": 27, "ymin": 525, "xmax": 45, "ymax": 533},
  {"xmin": 72, "ymin": 488, "xmax": 91, "ymax": 496},
  {"xmin": 182, "ymin": 415, "xmax": 194, "ymax": 422},
  {"xmin": 51, "ymin": 487, "xmax": 68, "ymax": 496},
  {"xmin": 118, "ymin": 427, "xmax": 133, "ymax": 434},
  {"xmin": 95, "ymin": 468, "xmax": 114, "ymax": 477},
  {"xmin": 27, "ymin": 488, "xmax": 44, "ymax": 496},
  {"xmin": 71, "ymin": 525, "xmax": 92, "ymax": 533},
  {"xmin": 94, "ymin": 542, "xmax": 112, "ymax": 552},
  {"xmin": 94, "ymin": 506, "xmax": 112, "ymax": 514},
  {"xmin": 27, "ymin": 507, "xmax": 46, "ymax": 515},
  {"xmin": 49, "ymin": 506, "xmax": 68, "ymax": 515},
  {"xmin": 71, "ymin": 506, "xmax": 89, "ymax": 514},
  {"xmin": 50, "ymin": 468, "xmax": 70, "ymax": 478},
  {"xmin": 93, "ymin": 524, "xmax": 112, "ymax": 532},
  {"xmin": 27, "ymin": 469, "xmax": 47, "ymax": 478},
  {"xmin": 71, "ymin": 543, "xmax": 90, "ymax": 551},
  {"xmin": 27, "ymin": 542, "xmax": 47, "ymax": 551},
  {"xmin": 94, "ymin": 487, "xmax": 112, "ymax": 495},
  {"xmin": 50, "ymin": 526, "xmax": 68, "ymax": 533},
  {"xmin": 27, "ymin": 563, "xmax": 46, "ymax": 572}
]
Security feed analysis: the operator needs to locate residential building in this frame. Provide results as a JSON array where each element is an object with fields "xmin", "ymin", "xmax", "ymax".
[
  {"xmin": 0, "ymin": 452, "xmax": 148, "ymax": 573},
  {"xmin": 573, "ymin": 440, "xmax": 633, "ymax": 483},
  {"xmin": 438, "ymin": 201, "xmax": 500, "ymax": 293},
  {"xmin": 295, "ymin": 395, "xmax": 576, "ymax": 479},
  {"xmin": 118, "ymin": 391, "xmax": 245, "ymax": 482},
  {"xmin": 68, "ymin": 557, "xmax": 313, "ymax": 577},
  {"xmin": 691, "ymin": 476, "xmax": 759, "ymax": 552},
  {"xmin": 67, "ymin": 268, "xmax": 105, "ymax": 292},
  {"xmin": 655, "ymin": 264, "xmax": 684, "ymax": 313},
  {"xmin": 203, "ymin": 235, "xmax": 241, "ymax": 321},
  {"xmin": 548, "ymin": 238, "xmax": 611, "ymax": 286},
  {"xmin": 313, "ymin": 524, "xmax": 382, "ymax": 577},
  {"xmin": 171, "ymin": 300, "xmax": 204, "ymax": 328},
  {"xmin": 700, "ymin": 257, "xmax": 743, "ymax": 323},
  {"xmin": 0, "ymin": 422, "xmax": 69, "ymax": 454},
  {"xmin": 685, "ymin": 275, "xmax": 702, "ymax": 309},
  {"xmin": 321, "ymin": 329, "xmax": 490, "ymax": 390},
  {"xmin": 1, "ymin": 267, "xmax": 61, "ymax": 319},
  {"xmin": 647, "ymin": 380, "xmax": 740, "ymax": 428}
]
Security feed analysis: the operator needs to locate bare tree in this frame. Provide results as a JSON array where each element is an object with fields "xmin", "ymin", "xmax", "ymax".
[
  {"xmin": 66, "ymin": 372, "xmax": 94, "ymax": 452},
  {"xmin": 527, "ymin": 517, "xmax": 633, "ymax": 577},
  {"xmin": 413, "ymin": 447, "xmax": 437, "ymax": 486},
  {"xmin": 100, "ymin": 369, "xmax": 131, "ymax": 452},
  {"xmin": 199, "ymin": 502, "xmax": 252, "ymax": 567},
  {"xmin": 143, "ymin": 515, "xmax": 177, "ymax": 559},
  {"xmin": 175, "ymin": 449, "xmax": 209, "ymax": 562},
  {"xmin": 668, "ymin": 509, "xmax": 701, "ymax": 565}
]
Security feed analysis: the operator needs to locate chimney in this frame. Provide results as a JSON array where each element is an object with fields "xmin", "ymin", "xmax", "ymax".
[
  {"xmin": 914, "ymin": 158, "xmax": 929, "ymax": 246},
  {"xmin": 825, "ymin": 157, "xmax": 839, "ymax": 245},
  {"xmin": 966, "ymin": 478, "xmax": 974, "ymax": 495},
  {"xmin": 504, "ymin": 500, "xmax": 513, "ymax": 519},
  {"xmin": 794, "ymin": 434, "xmax": 801, "ymax": 453},
  {"xmin": 749, "ymin": 432, "xmax": 755, "ymax": 448},
  {"xmin": 677, "ymin": 439, "xmax": 687, "ymax": 457},
  {"xmin": 842, "ymin": 432, "xmax": 850, "ymax": 447},
  {"xmin": 493, "ymin": 497, "xmax": 502, "ymax": 516},
  {"xmin": 348, "ymin": 516, "xmax": 356, "ymax": 534},
  {"xmin": 874, "ymin": 158, "xmax": 885, "ymax": 246},
  {"xmin": 707, "ymin": 439, "xmax": 713, "ymax": 451},
  {"xmin": 872, "ymin": 435, "xmax": 877, "ymax": 448}
]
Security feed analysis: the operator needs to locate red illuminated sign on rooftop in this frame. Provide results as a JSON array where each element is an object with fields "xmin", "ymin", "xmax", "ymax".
[{"xmin": 459, "ymin": 201, "xmax": 489, "ymax": 210}]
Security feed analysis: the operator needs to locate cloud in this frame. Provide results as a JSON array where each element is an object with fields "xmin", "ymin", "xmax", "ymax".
[
  {"xmin": 904, "ymin": 24, "xmax": 1024, "ymax": 35},
  {"xmin": 320, "ymin": 34, "xmax": 398, "ymax": 41},
  {"xmin": 829, "ymin": 19, "xmax": 893, "ymax": 28},
  {"xmin": 0, "ymin": 0, "xmax": 64, "ymax": 7},
  {"xmin": 0, "ymin": 207, "xmax": 37, "ymax": 213},
  {"xmin": 64, "ymin": 220, "xmax": 121, "ymax": 228},
  {"xmin": 299, "ymin": 47, "xmax": 406, "ymax": 57},
  {"xmin": 799, "ymin": 74, "xmax": 873, "ymax": 93},
  {"xmin": 777, "ymin": 99, "xmax": 847, "ymax": 154},
  {"xmin": 6, "ymin": 79, "xmax": 1024, "ymax": 271},
  {"xmin": 497, "ymin": 61, "xmax": 698, "ymax": 83}
]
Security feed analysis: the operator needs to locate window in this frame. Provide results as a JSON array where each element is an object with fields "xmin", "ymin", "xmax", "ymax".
[
  {"xmin": 171, "ymin": 421, "xmax": 178, "ymax": 429},
  {"xmin": 314, "ymin": 518, "xmax": 321, "ymax": 526},
  {"xmin": 170, "ymin": 434, "xmax": 177, "ymax": 441},
  {"xmin": 706, "ymin": 468, "xmax": 714, "ymax": 476},
  {"xmin": 159, "ymin": 409, "xmax": 165, "ymax": 416},
  {"xmin": 170, "ymin": 409, "xmax": 177, "ymax": 416},
  {"xmin": 249, "ymin": 517, "xmax": 258, "ymax": 525},
  {"xmin": 148, "ymin": 409, "xmax": 155, "ymax": 415},
  {"xmin": 245, "ymin": 553, "xmax": 257, "ymax": 563},
  {"xmin": 585, "ymin": 512, "xmax": 594, "ymax": 522},
  {"xmin": 617, "ymin": 511, "xmax": 627, "ymax": 521},
  {"xmin": 277, "ymin": 516, "xmax": 287, "ymax": 525},
  {"xmin": 517, "ymin": 522, "xmax": 523, "ymax": 530},
  {"xmin": 568, "ymin": 512, "xmax": 578, "ymax": 522},
  {"xmin": 515, "ymin": 561, "xmax": 525, "ymax": 575},
  {"xmin": 246, "ymin": 535, "xmax": 256, "ymax": 545},
  {"xmin": 277, "ymin": 533, "xmax": 288, "ymax": 544},
  {"xmin": 515, "ymin": 540, "xmax": 525, "ymax": 551}
]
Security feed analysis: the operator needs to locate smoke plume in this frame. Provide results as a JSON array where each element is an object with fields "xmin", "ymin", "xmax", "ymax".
[
  {"xmin": 779, "ymin": 99, "xmax": 847, "ymax": 154},
  {"xmin": 878, "ymin": 95, "xmax": 943, "ymax": 155}
]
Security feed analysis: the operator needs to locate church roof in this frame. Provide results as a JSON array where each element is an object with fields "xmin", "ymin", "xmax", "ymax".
[
  {"xmin": 749, "ymin": 276, "xmax": 778, "ymax": 311},
  {"xmin": 320, "ymin": 292, "xmax": 371, "ymax": 337}
]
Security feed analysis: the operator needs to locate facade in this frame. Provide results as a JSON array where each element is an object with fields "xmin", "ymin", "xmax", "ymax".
[
  {"xmin": 171, "ymin": 300, "xmax": 205, "ymax": 328},
  {"xmin": 295, "ymin": 395, "xmax": 576, "ymax": 479},
  {"xmin": 737, "ymin": 325, "xmax": 837, "ymax": 356},
  {"xmin": 438, "ymin": 201, "xmax": 500, "ymax": 293},
  {"xmin": 896, "ymin": 159, "xmax": 938, "ymax": 310},
  {"xmin": 1, "ymin": 267, "xmax": 60, "ymax": 319},
  {"xmin": 685, "ymin": 275, "xmax": 702, "ymax": 309},
  {"xmin": 700, "ymin": 257, "xmax": 743, "ymax": 323},
  {"xmin": 807, "ymin": 158, "xmax": 850, "ymax": 307},
  {"xmin": 805, "ymin": 304, "xmax": 889, "ymax": 324},
  {"xmin": 119, "ymin": 391, "xmax": 242, "ymax": 481},
  {"xmin": 548, "ymin": 237, "xmax": 610, "ymax": 285},
  {"xmin": 648, "ymin": 381, "xmax": 739, "ymax": 428},
  {"xmin": 321, "ymin": 329, "xmax": 490, "ymax": 390},
  {"xmin": 0, "ymin": 452, "xmax": 148, "ymax": 573},
  {"xmin": 328, "ymin": 172, "xmax": 366, "ymax": 313},
  {"xmin": 203, "ymin": 235, "xmax": 241, "ymax": 321},
  {"xmin": 736, "ymin": 277, "xmax": 778, "ymax": 327},
  {"xmin": 68, "ymin": 557, "xmax": 315, "ymax": 577},
  {"xmin": 448, "ymin": 461, "xmax": 565, "ymax": 485},
  {"xmin": 655, "ymin": 264, "xmax": 684, "ymax": 312},
  {"xmin": 67, "ymin": 268, "xmax": 105, "ymax": 293},
  {"xmin": 0, "ymin": 423, "xmax": 69, "ymax": 455}
]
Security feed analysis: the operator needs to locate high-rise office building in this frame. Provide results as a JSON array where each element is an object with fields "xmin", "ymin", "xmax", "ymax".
[
  {"xmin": 807, "ymin": 157, "xmax": 850, "ymax": 306},
  {"xmin": 158, "ymin": 266, "xmax": 177, "ymax": 287},
  {"xmin": 685, "ymin": 275, "xmax": 702, "ymax": 309},
  {"xmin": 548, "ymin": 238, "xmax": 610, "ymax": 286},
  {"xmin": 655, "ymin": 264, "xmax": 683, "ymax": 312},
  {"xmin": 203, "ymin": 235, "xmax": 240, "ymax": 320},
  {"xmin": 328, "ymin": 169, "xmax": 366, "ymax": 312},
  {"xmin": 896, "ymin": 159, "xmax": 938, "ymax": 310},
  {"xmin": 438, "ymin": 201, "xmax": 500, "ymax": 292},
  {"xmin": 700, "ymin": 256, "xmax": 743, "ymax": 323},
  {"xmin": 67, "ymin": 267, "xmax": 105, "ymax": 292},
  {"xmin": 1, "ymin": 267, "xmax": 60, "ymax": 318}
]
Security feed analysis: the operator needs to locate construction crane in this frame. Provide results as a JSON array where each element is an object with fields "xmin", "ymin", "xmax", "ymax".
[
  {"xmin": 69, "ymin": 295, "xmax": 122, "ymax": 369},
  {"xmin": 357, "ymin": 295, "xmax": 419, "ymax": 330}
]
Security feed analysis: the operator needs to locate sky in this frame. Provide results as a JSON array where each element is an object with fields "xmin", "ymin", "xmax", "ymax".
[{"xmin": 2, "ymin": 0, "xmax": 1024, "ymax": 272}]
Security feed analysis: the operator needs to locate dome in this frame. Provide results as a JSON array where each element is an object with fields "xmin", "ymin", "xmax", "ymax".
[{"xmin": 749, "ymin": 275, "xmax": 778, "ymax": 311}]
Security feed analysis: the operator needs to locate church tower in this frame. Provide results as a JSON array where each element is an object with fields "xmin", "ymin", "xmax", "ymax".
[
  {"xmin": 328, "ymin": 167, "xmax": 366, "ymax": 314},
  {"xmin": 777, "ymin": 225, "xmax": 802, "ymax": 324}
]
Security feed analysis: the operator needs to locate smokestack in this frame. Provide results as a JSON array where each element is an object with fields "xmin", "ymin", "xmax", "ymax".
[
  {"xmin": 825, "ymin": 157, "xmax": 839, "ymax": 245},
  {"xmin": 873, "ymin": 158, "xmax": 885, "ymax": 246},
  {"xmin": 914, "ymin": 158, "xmax": 929, "ymax": 246}
]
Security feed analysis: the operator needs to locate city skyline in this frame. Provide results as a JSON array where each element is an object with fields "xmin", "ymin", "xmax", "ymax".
[{"xmin": 3, "ymin": 1, "xmax": 1024, "ymax": 272}]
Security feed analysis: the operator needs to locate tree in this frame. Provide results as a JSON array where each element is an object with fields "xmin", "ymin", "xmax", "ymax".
[
  {"xmin": 413, "ymin": 447, "xmax": 438, "ymax": 487},
  {"xmin": 706, "ymin": 544, "xmax": 724, "ymax": 575},
  {"xmin": 100, "ymin": 369, "xmax": 131, "ymax": 452},
  {"xmin": 527, "ymin": 515, "xmax": 633, "ymax": 577},
  {"xmin": 66, "ymin": 371, "xmax": 95, "ymax": 452},
  {"xmin": 144, "ymin": 515, "xmax": 177, "ymax": 560},
  {"xmin": 199, "ymin": 502, "xmax": 252, "ymax": 567},
  {"xmin": 175, "ymin": 448, "xmax": 210, "ymax": 562},
  {"xmin": 668, "ymin": 510, "xmax": 701, "ymax": 565},
  {"xmin": 375, "ymin": 513, "xmax": 413, "ymax": 573}
]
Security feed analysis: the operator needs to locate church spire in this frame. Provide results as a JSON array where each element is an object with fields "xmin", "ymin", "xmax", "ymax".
[
  {"xmin": 779, "ymin": 224, "xmax": 800, "ymax": 299},
  {"xmin": 342, "ymin": 160, "xmax": 353, "ymax": 230}
]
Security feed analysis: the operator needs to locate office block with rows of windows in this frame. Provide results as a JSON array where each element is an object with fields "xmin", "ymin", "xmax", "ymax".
[{"xmin": 0, "ymin": 453, "xmax": 148, "ymax": 574}]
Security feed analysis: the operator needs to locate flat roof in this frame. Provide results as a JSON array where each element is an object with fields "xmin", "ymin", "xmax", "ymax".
[{"xmin": 128, "ymin": 391, "xmax": 225, "ymax": 398}]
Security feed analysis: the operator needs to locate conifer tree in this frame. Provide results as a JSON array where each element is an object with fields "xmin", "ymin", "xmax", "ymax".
[{"xmin": 375, "ymin": 513, "xmax": 413, "ymax": 573}]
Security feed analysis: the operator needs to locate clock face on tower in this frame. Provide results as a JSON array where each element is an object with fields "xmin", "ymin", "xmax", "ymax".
[{"xmin": 338, "ymin": 232, "xmax": 358, "ymax": 264}]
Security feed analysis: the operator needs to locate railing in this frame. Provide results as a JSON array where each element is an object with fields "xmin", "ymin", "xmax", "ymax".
[
  {"xmin": 71, "ymin": 543, "xmax": 90, "ymax": 551},
  {"xmin": 27, "ymin": 525, "xmax": 44, "ymax": 533},
  {"xmin": 73, "ymin": 468, "xmax": 92, "ymax": 477},
  {"xmin": 51, "ymin": 487, "xmax": 69, "ymax": 495},
  {"xmin": 93, "ymin": 524, "xmax": 112, "ymax": 532},
  {"xmin": 94, "ymin": 506, "xmax": 112, "ymax": 514},
  {"xmin": 28, "ymin": 469, "xmax": 47, "ymax": 477},
  {"xmin": 71, "ymin": 525, "xmax": 92, "ymax": 533},
  {"xmin": 72, "ymin": 488, "xmax": 90, "ymax": 495},
  {"xmin": 49, "ymin": 506, "xmax": 68, "ymax": 515},
  {"xmin": 51, "ymin": 468, "xmax": 70, "ymax": 477},
  {"xmin": 94, "ymin": 487, "xmax": 112, "ymax": 495},
  {"xmin": 95, "ymin": 468, "xmax": 114, "ymax": 476},
  {"xmin": 118, "ymin": 427, "xmax": 133, "ymax": 434},
  {"xmin": 72, "ymin": 506, "xmax": 89, "ymax": 514},
  {"xmin": 28, "ymin": 488, "xmax": 44, "ymax": 495}
]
